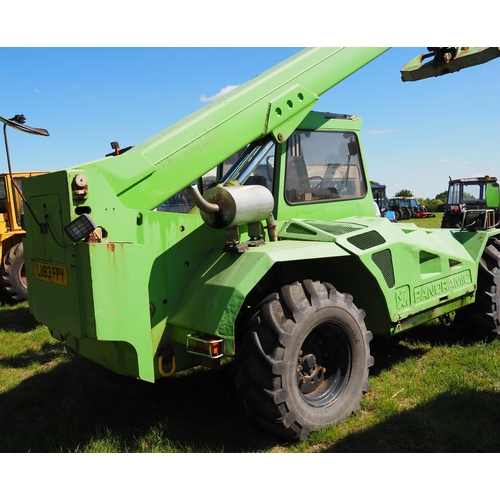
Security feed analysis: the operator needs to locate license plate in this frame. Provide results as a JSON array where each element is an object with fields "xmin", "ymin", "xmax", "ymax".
[{"xmin": 34, "ymin": 262, "xmax": 68, "ymax": 286}]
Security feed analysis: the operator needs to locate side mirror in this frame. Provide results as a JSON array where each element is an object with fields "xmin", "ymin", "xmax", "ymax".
[
  {"xmin": 0, "ymin": 114, "xmax": 49, "ymax": 136},
  {"xmin": 486, "ymin": 183, "xmax": 500, "ymax": 208}
]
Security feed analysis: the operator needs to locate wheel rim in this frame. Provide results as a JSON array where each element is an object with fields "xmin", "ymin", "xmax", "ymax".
[{"xmin": 296, "ymin": 322, "xmax": 352, "ymax": 408}]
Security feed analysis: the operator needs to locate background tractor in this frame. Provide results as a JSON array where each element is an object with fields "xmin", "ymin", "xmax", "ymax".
[
  {"xmin": 371, "ymin": 182, "xmax": 388, "ymax": 216},
  {"xmin": 441, "ymin": 175, "xmax": 499, "ymax": 229}
]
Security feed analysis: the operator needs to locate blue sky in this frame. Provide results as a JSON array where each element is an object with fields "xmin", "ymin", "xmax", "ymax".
[{"xmin": 1, "ymin": 24, "xmax": 499, "ymax": 202}]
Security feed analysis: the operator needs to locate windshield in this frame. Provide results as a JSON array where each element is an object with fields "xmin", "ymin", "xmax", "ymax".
[
  {"xmin": 157, "ymin": 144, "xmax": 276, "ymax": 214},
  {"xmin": 448, "ymin": 182, "xmax": 488, "ymax": 204}
]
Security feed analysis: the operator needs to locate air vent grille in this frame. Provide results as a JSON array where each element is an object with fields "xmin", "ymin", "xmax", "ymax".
[
  {"xmin": 348, "ymin": 230, "xmax": 386, "ymax": 250},
  {"xmin": 372, "ymin": 249, "xmax": 395, "ymax": 288}
]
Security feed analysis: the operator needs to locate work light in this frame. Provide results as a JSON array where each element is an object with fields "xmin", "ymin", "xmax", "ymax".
[{"xmin": 64, "ymin": 214, "xmax": 97, "ymax": 242}]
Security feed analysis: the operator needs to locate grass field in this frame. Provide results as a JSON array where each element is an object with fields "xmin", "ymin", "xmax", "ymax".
[{"xmin": 1, "ymin": 211, "xmax": 499, "ymax": 454}]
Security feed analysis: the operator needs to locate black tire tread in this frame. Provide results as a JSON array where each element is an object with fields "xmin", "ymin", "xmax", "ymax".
[
  {"xmin": 235, "ymin": 280, "xmax": 372, "ymax": 441},
  {"xmin": 471, "ymin": 236, "xmax": 500, "ymax": 337},
  {"xmin": 0, "ymin": 242, "xmax": 27, "ymax": 302}
]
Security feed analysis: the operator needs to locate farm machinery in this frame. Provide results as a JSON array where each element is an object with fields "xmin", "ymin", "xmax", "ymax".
[
  {"xmin": 441, "ymin": 175, "xmax": 499, "ymax": 229},
  {"xmin": 387, "ymin": 197, "xmax": 433, "ymax": 220},
  {"xmin": 408, "ymin": 198, "xmax": 434, "ymax": 218},
  {"xmin": 370, "ymin": 182, "xmax": 388, "ymax": 216},
  {"xmin": 22, "ymin": 47, "xmax": 500, "ymax": 440}
]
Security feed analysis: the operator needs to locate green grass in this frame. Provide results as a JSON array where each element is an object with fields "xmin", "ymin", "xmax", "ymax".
[
  {"xmin": 1, "ymin": 299, "xmax": 499, "ymax": 453},
  {"xmin": 400, "ymin": 211, "xmax": 443, "ymax": 229}
]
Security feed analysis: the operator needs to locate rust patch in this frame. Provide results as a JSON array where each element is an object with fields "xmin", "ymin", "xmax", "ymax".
[{"xmin": 107, "ymin": 242, "xmax": 115, "ymax": 253}]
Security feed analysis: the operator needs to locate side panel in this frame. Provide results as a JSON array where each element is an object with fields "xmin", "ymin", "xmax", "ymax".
[
  {"xmin": 277, "ymin": 218, "xmax": 489, "ymax": 334},
  {"xmin": 87, "ymin": 242, "xmax": 153, "ymax": 380},
  {"xmin": 168, "ymin": 240, "xmax": 351, "ymax": 339}
]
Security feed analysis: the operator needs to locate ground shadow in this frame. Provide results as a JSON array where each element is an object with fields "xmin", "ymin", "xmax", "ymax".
[
  {"xmin": 319, "ymin": 389, "xmax": 500, "ymax": 452},
  {"xmin": 0, "ymin": 340, "xmax": 64, "ymax": 369},
  {"xmin": 0, "ymin": 302, "xmax": 39, "ymax": 333},
  {"xmin": 0, "ymin": 350, "xmax": 277, "ymax": 452}
]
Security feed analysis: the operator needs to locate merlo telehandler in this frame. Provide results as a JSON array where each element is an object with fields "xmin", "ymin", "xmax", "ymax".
[{"xmin": 22, "ymin": 47, "xmax": 500, "ymax": 440}]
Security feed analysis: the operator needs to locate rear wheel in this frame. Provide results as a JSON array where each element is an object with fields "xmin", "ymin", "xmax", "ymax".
[
  {"xmin": 0, "ymin": 242, "xmax": 28, "ymax": 302},
  {"xmin": 401, "ymin": 207, "xmax": 411, "ymax": 219},
  {"xmin": 235, "ymin": 280, "xmax": 373, "ymax": 441},
  {"xmin": 466, "ymin": 236, "xmax": 500, "ymax": 338},
  {"xmin": 441, "ymin": 213, "xmax": 462, "ymax": 228}
]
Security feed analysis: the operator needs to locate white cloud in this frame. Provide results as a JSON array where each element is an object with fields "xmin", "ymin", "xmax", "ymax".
[
  {"xmin": 200, "ymin": 85, "xmax": 238, "ymax": 103},
  {"xmin": 34, "ymin": 89, "xmax": 39, "ymax": 93},
  {"xmin": 365, "ymin": 129, "xmax": 396, "ymax": 135}
]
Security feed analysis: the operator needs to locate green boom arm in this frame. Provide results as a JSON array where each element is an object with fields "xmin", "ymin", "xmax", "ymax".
[
  {"xmin": 66, "ymin": 47, "xmax": 500, "ymax": 210},
  {"xmin": 89, "ymin": 47, "xmax": 389, "ymax": 210}
]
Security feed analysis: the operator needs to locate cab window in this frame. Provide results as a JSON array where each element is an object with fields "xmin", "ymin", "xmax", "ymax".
[{"xmin": 285, "ymin": 130, "xmax": 366, "ymax": 204}]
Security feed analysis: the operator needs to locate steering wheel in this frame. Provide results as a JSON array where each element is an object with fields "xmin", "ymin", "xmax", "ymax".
[{"xmin": 308, "ymin": 176, "xmax": 323, "ymax": 189}]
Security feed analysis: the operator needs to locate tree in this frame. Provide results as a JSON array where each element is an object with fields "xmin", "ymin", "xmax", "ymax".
[
  {"xmin": 434, "ymin": 191, "xmax": 448, "ymax": 203},
  {"xmin": 427, "ymin": 199, "xmax": 444, "ymax": 212},
  {"xmin": 394, "ymin": 189, "xmax": 413, "ymax": 198}
]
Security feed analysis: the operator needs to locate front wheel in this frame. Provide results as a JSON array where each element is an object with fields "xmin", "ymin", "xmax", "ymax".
[{"xmin": 235, "ymin": 280, "xmax": 373, "ymax": 441}]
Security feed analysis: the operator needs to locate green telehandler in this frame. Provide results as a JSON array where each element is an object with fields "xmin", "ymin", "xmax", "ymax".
[{"xmin": 22, "ymin": 47, "xmax": 500, "ymax": 440}]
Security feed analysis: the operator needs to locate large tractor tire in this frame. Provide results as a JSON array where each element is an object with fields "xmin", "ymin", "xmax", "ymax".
[
  {"xmin": 465, "ymin": 236, "xmax": 500, "ymax": 338},
  {"xmin": 401, "ymin": 207, "xmax": 411, "ymax": 219},
  {"xmin": 0, "ymin": 242, "xmax": 28, "ymax": 302},
  {"xmin": 235, "ymin": 280, "xmax": 373, "ymax": 441},
  {"xmin": 441, "ymin": 213, "xmax": 462, "ymax": 228}
]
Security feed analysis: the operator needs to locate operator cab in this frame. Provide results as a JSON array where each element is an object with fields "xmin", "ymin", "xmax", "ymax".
[{"xmin": 158, "ymin": 111, "xmax": 372, "ymax": 222}]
